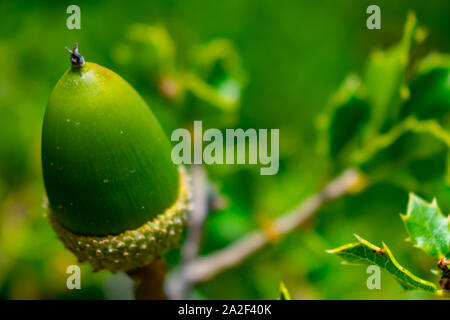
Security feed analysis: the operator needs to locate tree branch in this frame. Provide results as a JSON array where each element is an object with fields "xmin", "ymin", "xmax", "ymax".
[
  {"xmin": 166, "ymin": 168, "xmax": 362, "ymax": 299},
  {"xmin": 182, "ymin": 165, "xmax": 210, "ymax": 263}
]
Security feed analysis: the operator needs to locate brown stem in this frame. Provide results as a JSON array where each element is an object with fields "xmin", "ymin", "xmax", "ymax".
[
  {"xmin": 438, "ymin": 258, "xmax": 450, "ymax": 291},
  {"xmin": 127, "ymin": 260, "xmax": 168, "ymax": 300}
]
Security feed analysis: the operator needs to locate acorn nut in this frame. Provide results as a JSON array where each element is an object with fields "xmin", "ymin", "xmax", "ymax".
[{"xmin": 42, "ymin": 44, "xmax": 190, "ymax": 272}]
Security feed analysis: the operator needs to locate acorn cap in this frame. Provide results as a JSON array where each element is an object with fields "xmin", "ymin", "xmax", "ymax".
[
  {"xmin": 42, "ymin": 44, "xmax": 190, "ymax": 272},
  {"xmin": 49, "ymin": 166, "xmax": 190, "ymax": 272}
]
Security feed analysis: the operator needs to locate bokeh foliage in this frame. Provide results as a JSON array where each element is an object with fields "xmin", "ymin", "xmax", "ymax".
[{"xmin": 0, "ymin": 0, "xmax": 449, "ymax": 299}]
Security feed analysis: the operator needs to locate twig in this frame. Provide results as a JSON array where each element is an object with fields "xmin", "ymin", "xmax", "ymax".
[
  {"xmin": 166, "ymin": 168, "xmax": 362, "ymax": 299},
  {"xmin": 182, "ymin": 165, "xmax": 210, "ymax": 263},
  {"xmin": 165, "ymin": 165, "xmax": 212, "ymax": 299}
]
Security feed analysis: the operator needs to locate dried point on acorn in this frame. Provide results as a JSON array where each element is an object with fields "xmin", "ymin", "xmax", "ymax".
[{"xmin": 42, "ymin": 44, "xmax": 190, "ymax": 272}]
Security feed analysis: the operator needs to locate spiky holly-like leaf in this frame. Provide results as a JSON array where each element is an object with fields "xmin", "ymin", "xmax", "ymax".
[
  {"xmin": 278, "ymin": 282, "xmax": 292, "ymax": 300},
  {"xmin": 401, "ymin": 193, "xmax": 450, "ymax": 258},
  {"xmin": 327, "ymin": 234, "xmax": 436, "ymax": 292}
]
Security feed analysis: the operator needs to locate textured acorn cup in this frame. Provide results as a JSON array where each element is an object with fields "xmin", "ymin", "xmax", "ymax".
[{"xmin": 42, "ymin": 44, "xmax": 190, "ymax": 272}]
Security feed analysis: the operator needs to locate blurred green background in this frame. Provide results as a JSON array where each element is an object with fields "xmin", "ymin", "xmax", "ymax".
[{"xmin": 0, "ymin": 0, "xmax": 449, "ymax": 299}]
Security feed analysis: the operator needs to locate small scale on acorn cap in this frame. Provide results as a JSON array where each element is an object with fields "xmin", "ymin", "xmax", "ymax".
[{"xmin": 42, "ymin": 44, "xmax": 191, "ymax": 272}]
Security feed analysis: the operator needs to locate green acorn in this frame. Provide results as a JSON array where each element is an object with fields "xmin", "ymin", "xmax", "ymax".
[{"xmin": 42, "ymin": 44, "xmax": 190, "ymax": 272}]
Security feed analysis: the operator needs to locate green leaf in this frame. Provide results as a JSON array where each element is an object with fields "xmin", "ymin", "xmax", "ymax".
[
  {"xmin": 328, "ymin": 97, "xmax": 369, "ymax": 158},
  {"xmin": 278, "ymin": 281, "xmax": 292, "ymax": 300},
  {"xmin": 400, "ymin": 53, "xmax": 450, "ymax": 121},
  {"xmin": 401, "ymin": 193, "xmax": 450, "ymax": 258},
  {"xmin": 187, "ymin": 39, "xmax": 247, "ymax": 111},
  {"xmin": 317, "ymin": 74, "xmax": 370, "ymax": 159},
  {"xmin": 364, "ymin": 12, "xmax": 423, "ymax": 136},
  {"xmin": 351, "ymin": 117, "xmax": 450, "ymax": 166},
  {"xmin": 126, "ymin": 23, "xmax": 176, "ymax": 70},
  {"xmin": 327, "ymin": 234, "xmax": 436, "ymax": 292},
  {"xmin": 183, "ymin": 73, "xmax": 240, "ymax": 111},
  {"xmin": 113, "ymin": 23, "xmax": 177, "ymax": 74}
]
